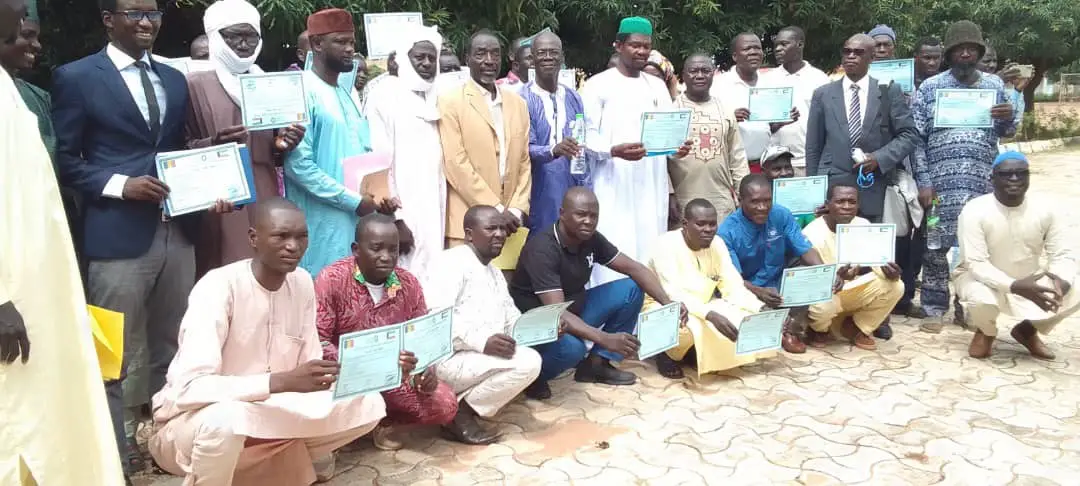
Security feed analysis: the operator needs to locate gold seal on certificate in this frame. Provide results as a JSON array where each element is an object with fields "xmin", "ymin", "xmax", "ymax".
[
  {"xmin": 155, "ymin": 143, "xmax": 255, "ymax": 217},
  {"xmin": 238, "ymin": 71, "xmax": 310, "ymax": 131}
]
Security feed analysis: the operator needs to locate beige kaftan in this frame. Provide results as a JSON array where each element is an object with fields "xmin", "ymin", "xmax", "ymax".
[
  {"xmin": 954, "ymin": 194, "xmax": 1079, "ymax": 337},
  {"xmin": 669, "ymin": 94, "xmax": 749, "ymax": 218},
  {"xmin": 0, "ymin": 69, "xmax": 124, "ymax": 485},
  {"xmin": 150, "ymin": 260, "xmax": 385, "ymax": 485},
  {"xmin": 423, "ymin": 245, "xmax": 541, "ymax": 417}
]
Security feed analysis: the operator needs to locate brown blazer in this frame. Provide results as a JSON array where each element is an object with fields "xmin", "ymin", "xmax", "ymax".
[{"xmin": 438, "ymin": 80, "xmax": 532, "ymax": 240}]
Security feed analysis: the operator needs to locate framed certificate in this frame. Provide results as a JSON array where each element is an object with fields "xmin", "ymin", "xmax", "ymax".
[
  {"xmin": 747, "ymin": 87, "xmax": 794, "ymax": 122},
  {"xmin": 238, "ymin": 71, "xmax": 310, "ymax": 131},
  {"xmin": 363, "ymin": 12, "xmax": 423, "ymax": 60},
  {"xmin": 835, "ymin": 224, "xmax": 897, "ymax": 266},
  {"xmin": 773, "ymin": 176, "xmax": 828, "ymax": 215},
  {"xmin": 334, "ymin": 325, "xmax": 404, "ymax": 400},
  {"xmin": 869, "ymin": 59, "xmax": 915, "ymax": 94},
  {"xmin": 933, "ymin": 89, "xmax": 996, "ymax": 128},
  {"xmin": 401, "ymin": 307, "xmax": 453, "ymax": 375},
  {"xmin": 635, "ymin": 302, "xmax": 681, "ymax": 360},
  {"xmin": 779, "ymin": 264, "xmax": 837, "ymax": 307},
  {"xmin": 639, "ymin": 110, "xmax": 692, "ymax": 157},
  {"xmin": 735, "ymin": 308, "xmax": 790, "ymax": 356},
  {"xmin": 155, "ymin": 143, "xmax": 256, "ymax": 217}
]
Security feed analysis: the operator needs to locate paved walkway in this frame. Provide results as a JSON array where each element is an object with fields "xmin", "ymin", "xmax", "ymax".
[{"xmin": 142, "ymin": 149, "xmax": 1080, "ymax": 485}]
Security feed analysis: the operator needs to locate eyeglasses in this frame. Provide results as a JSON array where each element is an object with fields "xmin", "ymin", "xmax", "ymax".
[
  {"xmin": 685, "ymin": 66, "xmax": 715, "ymax": 76},
  {"xmin": 112, "ymin": 10, "xmax": 164, "ymax": 22},
  {"xmin": 842, "ymin": 48, "xmax": 867, "ymax": 56},
  {"xmin": 993, "ymin": 169, "xmax": 1029, "ymax": 179},
  {"xmin": 221, "ymin": 31, "xmax": 262, "ymax": 46}
]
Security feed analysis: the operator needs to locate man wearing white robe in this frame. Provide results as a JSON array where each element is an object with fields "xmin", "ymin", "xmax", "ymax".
[
  {"xmin": 580, "ymin": 16, "xmax": 691, "ymax": 287},
  {"xmin": 954, "ymin": 152, "xmax": 1078, "ymax": 360},
  {"xmin": 149, "ymin": 199, "xmax": 384, "ymax": 485},
  {"xmin": 365, "ymin": 25, "xmax": 446, "ymax": 278},
  {"xmin": 424, "ymin": 205, "xmax": 542, "ymax": 444},
  {"xmin": 0, "ymin": 2, "xmax": 125, "ymax": 484}
]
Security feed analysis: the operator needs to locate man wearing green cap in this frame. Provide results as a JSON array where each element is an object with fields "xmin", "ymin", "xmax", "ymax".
[
  {"xmin": 579, "ymin": 16, "xmax": 691, "ymax": 293},
  {"xmin": 910, "ymin": 20, "xmax": 1015, "ymax": 334}
]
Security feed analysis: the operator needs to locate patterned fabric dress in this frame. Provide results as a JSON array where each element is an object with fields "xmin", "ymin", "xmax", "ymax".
[
  {"xmin": 314, "ymin": 258, "xmax": 459, "ymax": 425},
  {"xmin": 911, "ymin": 70, "xmax": 1015, "ymax": 317}
]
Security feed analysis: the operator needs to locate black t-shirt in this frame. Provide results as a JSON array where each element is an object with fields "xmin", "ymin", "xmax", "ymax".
[{"xmin": 510, "ymin": 224, "xmax": 620, "ymax": 314}]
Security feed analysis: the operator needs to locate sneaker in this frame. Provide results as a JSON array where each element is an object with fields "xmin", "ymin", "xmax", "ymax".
[
  {"xmin": 313, "ymin": 453, "xmax": 336, "ymax": 483},
  {"xmin": 574, "ymin": 357, "xmax": 636, "ymax": 385},
  {"xmin": 372, "ymin": 424, "xmax": 403, "ymax": 451}
]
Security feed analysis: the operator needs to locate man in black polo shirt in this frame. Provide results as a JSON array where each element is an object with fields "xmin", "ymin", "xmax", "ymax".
[{"xmin": 511, "ymin": 187, "xmax": 686, "ymax": 399}]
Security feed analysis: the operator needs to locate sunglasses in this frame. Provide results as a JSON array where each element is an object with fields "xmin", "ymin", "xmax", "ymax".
[{"xmin": 112, "ymin": 10, "xmax": 164, "ymax": 22}]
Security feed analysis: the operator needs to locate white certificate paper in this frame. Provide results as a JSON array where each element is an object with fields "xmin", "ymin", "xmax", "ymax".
[
  {"xmin": 238, "ymin": 71, "xmax": 310, "ymax": 131},
  {"xmin": 639, "ymin": 110, "xmax": 692, "ymax": 156},
  {"xmin": 835, "ymin": 224, "xmax": 897, "ymax": 266},
  {"xmin": 363, "ymin": 12, "xmax": 423, "ymax": 60},
  {"xmin": 933, "ymin": 89, "xmax": 996, "ymax": 128},
  {"xmin": 869, "ymin": 59, "xmax": 915, "ymax": 94},
  {"xmin": 773, "ymin": 176, "xmax": 828, "ymax": 215},
  {"xmin": 401, "ymin": 307, "xmax": 453, "ymax": 375},
  {"xmin": 735, "ymin": 308, "xmax": 790, "ymax": 356},
  {"xmin": 334, "ymin": 325, "xmax": 403, "ymax": 400},
  {"xmin": 635, "ymin": 302, "xmax": 681, "ymax": 360},
  {"xmin": 155, "ymin": 143, "xmax": 255, "ymax": 217},
  {"xmin": 779, "ymin": 264, "xmax": 837, "ymax": 307},
  {"xmin": 512, "ymin": 302, "xmax": 572, "ymax": 347},
  {"xmin": 747, "ymin": 87, "xmax": 794, "ymax": 122}
]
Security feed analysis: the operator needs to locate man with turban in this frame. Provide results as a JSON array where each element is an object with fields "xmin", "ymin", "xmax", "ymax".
[
  {"xmin": 285, "ymin": 8, "xmax": 395, "ymax": 277},
  {"xmin": 186, "ymin": 0, "xmax": 306, "ymax": 278},
  {"xmin": 364, "ymin": 24, "xmax": 446, "ymax": 279}
]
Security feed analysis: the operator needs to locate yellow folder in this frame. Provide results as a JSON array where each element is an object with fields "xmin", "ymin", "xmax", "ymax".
[
  {"xmin": 88, "ymin": 305, "xmax": 124, "ymax": 380},
  {"xmin": 491, "ymin": 228, "xmax": 529, "ymax": 271}
]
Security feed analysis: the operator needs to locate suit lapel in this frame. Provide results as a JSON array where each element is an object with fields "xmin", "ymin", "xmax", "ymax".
[
  {"xmin": 861, "ymin": 77, "xmax": 882, "ymax": 141},
  {"xmin": 465, "ymin": 81, "xmax": 496, "ymax": 133},
  {"xmin": 95, "ymin": 50, "xmax": 153, "ymax": 142},
  {"xmin": 153, "ymin": 59, "xmax": 183, "ymax": 144},
  {"xmin": 828, "ymin": 82, "xmax": 851, "ymax": 144}
]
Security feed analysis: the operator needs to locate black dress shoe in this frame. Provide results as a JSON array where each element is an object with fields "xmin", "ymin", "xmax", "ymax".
[
  {"xmin": 524, "ymin": 380, "xmax": 552, "ymax": 400},
  {"xmin": 574, "ymin": 357, "xmax": 636, "ymax": 385},
  {"xmin": 873, "ymin": 321, "xmax": 893, "ymax": 340}
]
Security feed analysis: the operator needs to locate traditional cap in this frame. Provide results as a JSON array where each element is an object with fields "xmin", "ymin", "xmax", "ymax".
[
  {"xmin": 618, "ymin": 16, "xmax": 653, "ymax": 36},
  {"xmin": 867, "ymin": 24, "xmax": 895, "ymax": 42},
  {"xmin": 307, "ymin": 8, "xmax": 354, "ymax": 37},
  {"xmin": 943, "ymin": 20, "xmax": 986, "ymax": 59},
  {"xmin": 762, "ymin": 145, "xmax": 794, "ymax": 163},
  {"xmin": 26, "ymin": 0, "xmax": 39, "ymax": 23},
  {"xmin": 993, "ymin": 150, "xmax": 1027, "ymax": 168}
]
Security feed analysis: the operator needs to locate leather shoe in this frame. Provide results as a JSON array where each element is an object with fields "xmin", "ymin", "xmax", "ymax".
[
  {"xmin": 873, "ymin": 320, "xmax": 893, "ymax": 340},
  {"xmin": 853, "ymin": 332, "xmax": 877, "ymax": 350},
  {"xmin": 654, "ymin": 353, "xmax": 684, "ymax": 379},
  {"xmin": 574, "ymin": 356, "xmax": 636, "ymax": 385},
  {"xmin": 443, "ymin": 407, "xmax": 501, "ymax": 446},
  {"xmin": 968, "ymin": 330, "xmax": 994, "ymax": 358},
  {"xmin": 524, "ymin": 380, "xmax": 552, "ymax": 400},
  {"xmin": 781, "ymin": 332, "xmax": 806, "ymax": 354},
  {"xmin": 1011, "ymin": 321, "xmax": 1055, "ymax": 360}
]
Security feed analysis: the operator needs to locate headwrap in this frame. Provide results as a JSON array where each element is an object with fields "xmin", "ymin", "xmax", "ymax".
[
  {"xmin": 26, "ymin": 0, "xmax": 39, "ymax": 23},
  {"xmin": 867, "ymin": 24, "xmax": 896, "ymax": 42},
  {"xmin": 390, "ymin": 24, "xmax": 443, "ymax": 122},
  {"xmin": 993, "ymin": 150, "xmax": 1027, "ymax": 168},
  {"xmin": 647, "ymin": 50, "xmax": 674, "ymax": 81},
  {"xmin": 618, "ymin": 17, "xmax": 653, "ymax": 36},
  {"xmin": 203, "ymin": 0, "xmax": 263, "ymax": 105},
  {"xmin": 307, "ymin": 8, "xmax": 354, "ymax": 36}
]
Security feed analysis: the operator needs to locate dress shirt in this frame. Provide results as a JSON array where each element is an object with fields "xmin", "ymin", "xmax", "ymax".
[
  {"xmin": 529, "ymin": 82, "xmax": 567, "ymax": 148},
  {"xmin": 470, "ymin": 79, "xmax": 522, "ymax": 220},
  {"xmin": 711, "ymin": 69, "xmax": 772, "ymax": 161},
  {"xmin": 102, "ymin": 43, "xmax": 168, "ymax": 199},
  {"xmin": 842, "ymin": 74, "xmax": 871, "ymax": 129},
  {"xmin": 760, "ymin": 62, "xmax": 830, "ymax": 167}
]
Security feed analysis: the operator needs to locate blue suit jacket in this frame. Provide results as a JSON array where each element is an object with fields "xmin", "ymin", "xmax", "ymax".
[{"xmin": 53, "ymin": 48, "xmax": 195, "ymax": 259}]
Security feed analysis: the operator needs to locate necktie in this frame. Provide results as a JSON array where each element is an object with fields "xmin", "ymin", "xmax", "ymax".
[
  {"xmin": 136, "ymin": 61, "xmax": 161, "ymax": 140},
  {"xmin": 848, "ymin": 83, "xmax": 861, "ymax": 147}
]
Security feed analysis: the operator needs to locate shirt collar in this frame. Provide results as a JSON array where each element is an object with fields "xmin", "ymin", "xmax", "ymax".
[
  {"xmin": 353, "ymin": 263, "xmax": 402, "ymax": 299},
  {"xmin": 471, "ymin": 78, "xmax": 502, "ymax": 105},
  {"xmin": 843, "ymin": 73, "xmax": 870, "ymax": 93},
  {"xmin": 529, "ymin": 80, "xmax": 564, "ymax": 98},
  {"xmin": 106, "ymin": 43, "xmax": 152, "ymax": 71}
]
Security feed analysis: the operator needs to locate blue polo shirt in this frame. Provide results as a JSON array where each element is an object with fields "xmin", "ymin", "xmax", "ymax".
[{"xmin": 717, "ymin": 206, "xmax": 813, "ymax": 289}]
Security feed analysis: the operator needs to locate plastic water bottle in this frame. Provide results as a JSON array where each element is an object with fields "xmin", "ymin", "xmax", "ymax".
[
  {"xmin": 570, "ymin": 113, "xmax": 586, "ymax": 175},
  {"xmin": 926, "ymin": 198, "xmax": 942, "ymax": 250}
]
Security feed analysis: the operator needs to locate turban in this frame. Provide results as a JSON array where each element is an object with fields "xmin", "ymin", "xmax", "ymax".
[
  {"xmin": 202, "ymin": 0, "xmax": 264, "ymax": 104},
  {"xmin": 993, "ymin": 151, "xmax": 1027, "ymax": 168},
  {"xmin": 203, "ymin": 0, "xmax": 260, "ymax": 35},
  {"xmin": 391, "ymin": 24, "xmax": 443, "ymax": 121},
  {"xmin": 867, "ymin": 24, "xmax": 896, "ymax": 42},
  {"xmin": 307, "ymin": 8, "xmax": 354, "ymax": 37},
  {"xmin": 618, "ymin": 17, "xmax": 652, "ymax": 36}
]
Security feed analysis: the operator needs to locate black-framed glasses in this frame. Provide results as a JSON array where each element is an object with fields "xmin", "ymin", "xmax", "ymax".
[
  {"xmin": 112, "ymin": 10, "xmax": 164, "ymax": 22},
  {"xmin": 221, "ymin": 31, "xmax": 261, "ymax": 46}
]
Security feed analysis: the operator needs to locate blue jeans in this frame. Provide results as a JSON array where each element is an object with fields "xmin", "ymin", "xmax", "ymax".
[{"xmin": 533, "ymin": 279, "xmax": 645, "ymax": 381}]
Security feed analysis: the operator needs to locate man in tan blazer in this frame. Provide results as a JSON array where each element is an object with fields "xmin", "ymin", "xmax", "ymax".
[{"xmin": 439, "ymin": 30, "xmax": 531, "ymax": 249}]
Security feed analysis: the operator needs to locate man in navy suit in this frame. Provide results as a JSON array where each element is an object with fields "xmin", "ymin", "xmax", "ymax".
[{"xmin": 52, "ymin": 0, "xmax": 243, "ymax": 479}]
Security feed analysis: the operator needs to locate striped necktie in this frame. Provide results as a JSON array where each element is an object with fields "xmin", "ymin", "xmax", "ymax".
[{"xmin": 848, "ymin": 83, "xmax": 862, "ymax": 147}]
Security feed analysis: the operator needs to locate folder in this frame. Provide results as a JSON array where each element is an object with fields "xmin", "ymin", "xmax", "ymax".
[
  {"xmin": 88, "ymin": 305, "xmax": 124, "ymax": 380},
  {"xmin": 491, "ymin": 228, "xmax": 529, "ymax": 271}
]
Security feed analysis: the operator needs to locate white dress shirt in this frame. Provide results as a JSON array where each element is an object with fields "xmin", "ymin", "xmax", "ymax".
[
  {"xmin": 470, "ymin": 79, "xmax": 522, "ymax": 220},
  {"xmin": 102, "ymin": 43, "xmax": 168, "ymax": 199},
  {"xmin": 760, "ymin": 62, "xmax": 830, "ymax": 167},
  {"xmin": 529, "ymin": 82, "xmax": 567, "ymax": 147},
  {"xmin": 842, "ymin": 74, "xmax": 870, "ymax": 128}
]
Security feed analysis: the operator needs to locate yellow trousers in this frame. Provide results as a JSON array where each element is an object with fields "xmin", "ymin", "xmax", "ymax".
[{"xmin": 809, "ymin": 276, "xmax": 904, "ymax": 335}]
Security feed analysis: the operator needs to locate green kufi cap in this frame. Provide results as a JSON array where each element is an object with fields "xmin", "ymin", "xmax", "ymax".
[
  {"xmin": 618, "ymin": 16, "xmax": 652, "ymax": 36},
  {"xmin": 26, "ymin": 0, "xmax": 39, "ymax": 22}
]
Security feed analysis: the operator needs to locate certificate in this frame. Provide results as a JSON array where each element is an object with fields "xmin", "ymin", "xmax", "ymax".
[
  {"xmin": 401, "ymin": 307, "xmax": 453, "ymax": 374},
  {"xmin": 835, "ymin": 224, "xmax": 897, "ymax": 266},
  {"xmin": 363, "ymin": 12, "xmax": 423, "ymax": 59},
  {"xmin": 933, "ymin": 89, "xmax": 996, "ymax": 128},
  {"xmin": 156, "ymin": 56, "xmax": 190, "ymax": 75},
  {"xmin": 155, "ymin": 143, "xmax": 256, "ymax": 217},
  {"xmin": 779, "ymin": 264, "xmax": 837, "ymax": 307},
  {"xmin": 747, "ymin": 87, "xmax": 794, "ymax": 122},
  {"xmin": 238, "ymin": 72, "xmax": 310, "ymax": 131},
  {"xmin": 773, "ymin": 176, "xmax": 828, "ymax": 215},
  {"xmin": 636, "ymin": 302, "xmax": 681, "ymax": 360},
  {"xmin": 334, "ymin": 325, "xmax": 404, "ymax": 400},
  {"xmin": 869, "ymin": 59, "xmax": 915, "ymax": 94},
  {"xmin": 639, "ymin": 110, "xmax": 692, "ymax": 156},
  {"xmin": 735, "ymin": 309, "xmax": 790, "ymax": 355},
  {"xmin": 512, "ymin": 302, "xmax": 572, "ymax": 347}
]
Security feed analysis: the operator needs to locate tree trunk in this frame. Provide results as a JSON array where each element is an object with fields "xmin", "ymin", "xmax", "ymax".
[{"xmin": 1024, "ymin": 58, "xmax": 1051, "ymax": 113}]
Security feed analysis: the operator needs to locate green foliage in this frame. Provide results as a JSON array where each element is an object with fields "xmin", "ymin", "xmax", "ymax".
[{"xmin": 1011, "ymin": 108, "xmax": 1080, "ymax": 142}]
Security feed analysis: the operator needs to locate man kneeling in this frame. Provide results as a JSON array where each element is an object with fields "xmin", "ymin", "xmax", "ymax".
[
  {"xmin": 424, "ymin": 205, "xmax": 543, "ymax": 444},
  {"xmin": 150, "ymin": 199, "xmax": 385, "ymax": 486},
  {"xmin": 802, "ymin": 183, "xmax": 904, "ymax": 349}
]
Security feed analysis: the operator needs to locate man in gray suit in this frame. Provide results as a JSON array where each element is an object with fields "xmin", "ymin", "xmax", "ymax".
[{"xmin": 806, "ymin": 34, "xmax": 917, "ymax": 223}]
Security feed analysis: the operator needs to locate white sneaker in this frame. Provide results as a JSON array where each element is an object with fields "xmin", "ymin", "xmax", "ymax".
[
  {"xmin": 372, "ymin": 424, "xmax": 403, "ymax": 451},
  {"xmin": 313, "ymin": 453, "xmax": 336, "ymax": 483}
]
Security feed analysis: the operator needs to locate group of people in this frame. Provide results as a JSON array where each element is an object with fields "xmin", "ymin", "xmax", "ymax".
[{"xmin": 1, "ymin": 0, "xmax": 1077, "ymax": 484}]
